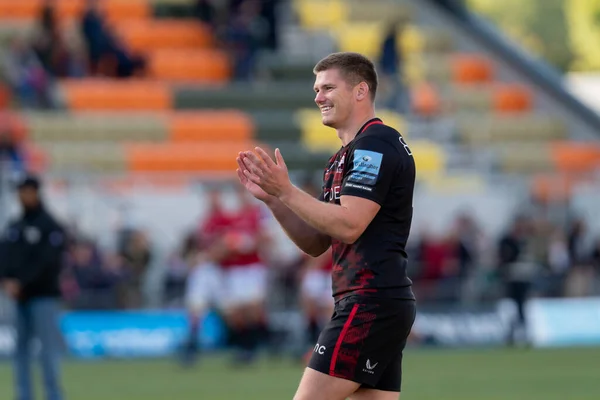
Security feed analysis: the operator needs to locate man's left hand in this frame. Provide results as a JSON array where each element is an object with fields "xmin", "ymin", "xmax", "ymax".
[
  {"xmin": 240, "ymin": 147, "xmax": 293, "ymax": 198},
  {"xmin": 2, "ymin": 279, "xmax": 21, "ymax": 299}
]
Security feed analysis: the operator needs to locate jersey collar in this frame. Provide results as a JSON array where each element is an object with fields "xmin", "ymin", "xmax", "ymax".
[
  {"xmin": 358, "ymin": 117, "xmax": 383, "ymax": 136},
  {"xmin": 339, "ymin": 118, "xmax": 384, "ymax": 151}
]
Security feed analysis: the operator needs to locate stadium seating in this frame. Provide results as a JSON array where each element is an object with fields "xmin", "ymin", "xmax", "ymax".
[
  {"xmin": 168, "ymin": 111, "xmax": 254, "ymax": 142},
  {"xmin": 0, "ymin": 0, "xmax": 150, "ymax": 22},
  {"xmin": 551, "ymin": 142, "xmax": 600, "ymax": 173},
  {"xmin": 113, "ymin": 19, "xmax": 213, "ymax": 52},
  {"xmin": 147, "ymin": 49, "xmax": 230, "ymax": 82},
  {"xmin": 40, "ymin": 142, "xmax": 126, "ymax": 173},
  {"xmin": 288, "ymin": 0, "xmax": 597, "ymax": 191},
  {"xmin": 458, "ymin": 115, "xmax": 566, "ymax": 145},
  {"xmin": 292, "ymin": 0, "xmax": 413, "ymax": 29},
  {"xmin": 25, "ymin": 113, "xmax": 169, "ymax": 142},
  {"xmin": 124, "ymin": 142, "xmax": 257, "ymax": 173},
  {"xmin": 2, "ymin": 0, "xmax": 597, "ymax": 183},
  {"xmin": 61, "ymin": 80, "xmax": 172, "ymax": 111}
]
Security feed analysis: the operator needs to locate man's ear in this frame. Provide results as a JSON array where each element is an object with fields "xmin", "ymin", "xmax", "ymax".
[{"xmin": 355, "ymin": 82, "xmax": 370, "ymax": 101}]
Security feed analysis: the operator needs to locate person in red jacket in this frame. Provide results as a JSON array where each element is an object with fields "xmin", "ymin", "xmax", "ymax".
[
  {"xmin": 220, "ymin": 184, "xmax": 272, "ymax": 364},
  {"xmin": 181, "ymin": 186, "xmax": 229, "ymax": 366},
  {"xmin": 299, "ymin": 247, "xmax": 334, "ymax": 360}
]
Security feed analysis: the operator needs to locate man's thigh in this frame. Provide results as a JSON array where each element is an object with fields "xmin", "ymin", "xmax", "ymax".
[{"xmin": 294, "ymin": 367, "xmax": 360, "ymax": 400}]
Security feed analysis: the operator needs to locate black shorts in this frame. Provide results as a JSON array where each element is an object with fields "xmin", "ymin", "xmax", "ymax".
[{"xmin": 308, "ymin": 295, "xmax": 416, "ymax": 392}]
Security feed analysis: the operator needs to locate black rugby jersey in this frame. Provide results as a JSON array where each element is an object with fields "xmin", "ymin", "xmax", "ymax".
[{"xmin": 319, "ymin": 118, "xmax": 415, "ymax": 301}]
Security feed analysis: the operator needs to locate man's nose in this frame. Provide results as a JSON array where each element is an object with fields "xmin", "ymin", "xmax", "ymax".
[{"xmin": 315, "ymin": 92, "xmax": 325, "ymax": 104}]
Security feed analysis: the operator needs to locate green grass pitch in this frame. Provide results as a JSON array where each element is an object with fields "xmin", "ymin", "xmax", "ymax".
[{"xmin": 0, "ymin": 347, "xmax": 598, "ymax": 399}]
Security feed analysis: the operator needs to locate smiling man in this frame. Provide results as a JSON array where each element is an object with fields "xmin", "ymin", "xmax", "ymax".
[{"xmin": 236, "ymin": 52, "xmax": 416, "ymax": 400}]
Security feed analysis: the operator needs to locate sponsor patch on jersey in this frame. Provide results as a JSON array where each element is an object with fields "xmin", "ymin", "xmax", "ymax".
[{"xmin": 347, "ymin": 150, "xmax": 383, "ymax": 186}]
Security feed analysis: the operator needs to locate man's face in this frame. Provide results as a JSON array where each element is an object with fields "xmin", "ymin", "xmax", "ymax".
[
  {"xmin": 18, "ymin": 187, "xmax": 39, "ymax": 209},
  {"xmin": 314, "ymin": 68, "xmax": 356, "ymax": 129}
]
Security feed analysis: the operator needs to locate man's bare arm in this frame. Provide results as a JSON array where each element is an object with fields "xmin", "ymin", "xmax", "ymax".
[{"xmin": 265, "ymin": 197, "xmax": 331, "ymax": 257}]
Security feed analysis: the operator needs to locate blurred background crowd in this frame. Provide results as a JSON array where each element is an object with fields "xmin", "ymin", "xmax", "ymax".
[
  {"xmin": 0, "ymin": 0, "xmax": 281, "ymax": 110},
  {"xmin": 0, "ymin": 0, "xmax": 599, "ymax": 349},
  {"xmin": 32, "ymin": 194, "xmax": 600, "ymax": 313}
]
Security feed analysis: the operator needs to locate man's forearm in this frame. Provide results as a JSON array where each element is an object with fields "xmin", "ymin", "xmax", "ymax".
[
  {"xmin": 278, "ymin": 186, "xmax": 358, "ymax": 244},
  {"xmin": 266, "ymin": 197, "xmax": 331, "ymax": 257}
]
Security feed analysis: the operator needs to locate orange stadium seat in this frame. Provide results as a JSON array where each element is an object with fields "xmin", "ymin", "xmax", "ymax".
[
  {"xmin": 125, "ymin": 142, "xmax": 256, "ymax": 172},
  {"xmin": 551, "ymin": 142, "xmax": 600, "ymax": 173},
  {"xmin": 493, "ymin": 84, "xmax": 533, "ymax": 113},
  {"xmin": 148, "ymin": 50, "xmax": 231, "ymax": 82},
  {"xmin": 0, "ymin": 0, "xmax": 38, "ymax": 19},
  {"xmin": 22, "ymin": 142, "xmax": 48, "ymax": 174},
  {"xmin": 411, "ymin": 82, "xmax": 441, "ymax": 117},
  {"xmin": 168, "ymin": 112, "xmax": 254, "ymax": 142},
  {"xmin": 62, "ymin": 80, "xmax": 172, "ymax": 111},
  {"xmin": 0, "ymin": 111, "xmax": 27, "ymax": 143},
  {"xmin": 114, "ymin": 20, "xmax": 213, "ymax": 53},
  {"xmin": 531, "ymin": 174, "xmax": 580, "ymax": 203},
  {"xmin": 451, "ymin": 54, "xmax": 494, "ymax": 84},
  {"xmin": 0, "ymin": 0, "xmax": 149, "ymax": 22}
]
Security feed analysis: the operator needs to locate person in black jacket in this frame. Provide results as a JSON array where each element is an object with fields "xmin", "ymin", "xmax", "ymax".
[
  {"xmin": 0, "ymin": 174, "xmax": 65, "ymax": 400},
  {"xmin": 497, "ymin": 215, "xmax": 539, "ymax": 347}
]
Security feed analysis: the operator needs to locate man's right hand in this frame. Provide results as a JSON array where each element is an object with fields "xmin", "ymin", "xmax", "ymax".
[{"xmin": 236, "ymin": 152, "xmax": 274, "ymax": 204}]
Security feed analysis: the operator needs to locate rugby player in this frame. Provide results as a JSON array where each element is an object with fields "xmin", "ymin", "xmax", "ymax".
[{"xmin": 237, "ymin": 52, "xmax": 416, "ymax": 399}]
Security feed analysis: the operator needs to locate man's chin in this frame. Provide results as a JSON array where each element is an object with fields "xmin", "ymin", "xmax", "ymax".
[{"xmin": 321, "ymin": 117, "xmax": 336, "ymax": 128}]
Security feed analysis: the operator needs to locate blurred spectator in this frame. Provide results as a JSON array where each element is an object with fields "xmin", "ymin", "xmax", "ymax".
[
  {"xmin": 260, "ymin": 0, "xmax": 280, "ymax": 51},
  {"xmin": 592, "ymin": 238, "xmax": 600, "ymax": 272},
  {"xmin": 497, "ymin": 215, "xmax": 539, "ymax": 346},
  {"xmin": 119, "ymin": 229, "xmax": 152, "ymax": 309},
  {"xmin": 545, "ymin": 226, "xmax": 570, "ymax": 297},
  {"xmin": 1, "ymin": 36, "xmax": 53, "ymax": 109},
  {"xmin": 0, "ymin": 129, "xmax": 25, "ymax": 175},
  {"xmin": 80, "ymin": 0, "xmax": 109, "ymax": 75},
  {"xmin": 194, "ymin": 0, "xmax": 217, "ymax": 29},
  {"xmin": 225, "ymin": 0, "xmax": 269, "ymax": 80},
  {"xmin": 220, "ymin": 184, "xmax": 272, "ymax": 364},
  {"xmin": 414, "ymin": 230, "xmax": 460, "ymax": 302},
  {"xmin": 103, "ymin": 33, "xmax": 147, "ymax": 79},
  {"xmin": 298, "ymin": 248, "xmax": 333, "ymax": 356},
  {"xmin": 0, "ymin": 174, "xmax": 66, "ymax": 400},
  {"xmin": 453, "ymin": 213, "xmax": 483, "ymax": 279},
  {"xmin": 64, "ymin": 239, "xmax": 123, "ymax": 310},
  {"xmin": 563, "ymin": 217, "xmax": 596, "ymax": 297},
  {"xmin": 32, "ymin": 0, "xmax": 73, "ymax": 78},
  {"xmin": 450, "ymin": 213, "xmax": 489, "ymax": 303},
  {"xmin": 164, "ymin": 232, "xmax": 199, "ymax": 307},
  {"xmin": 80, "ymin": 0, "xmax": 146, "ymax": 78},
  {"xmin": 591, "ymin": 238, "xmax": 600, "ymax": 292},
  {"xmin": 378, "ymin": 21, "xmax": 410, "ymax": 113},
  {"xmin": 567, "ymin": 218, "xmax": 588, "ymax": 266}
]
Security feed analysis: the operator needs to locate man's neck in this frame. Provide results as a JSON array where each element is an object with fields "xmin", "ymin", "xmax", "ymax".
[{"xmin": 337, "ymin": 110, "xmax": 377, "ymax": 147}]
